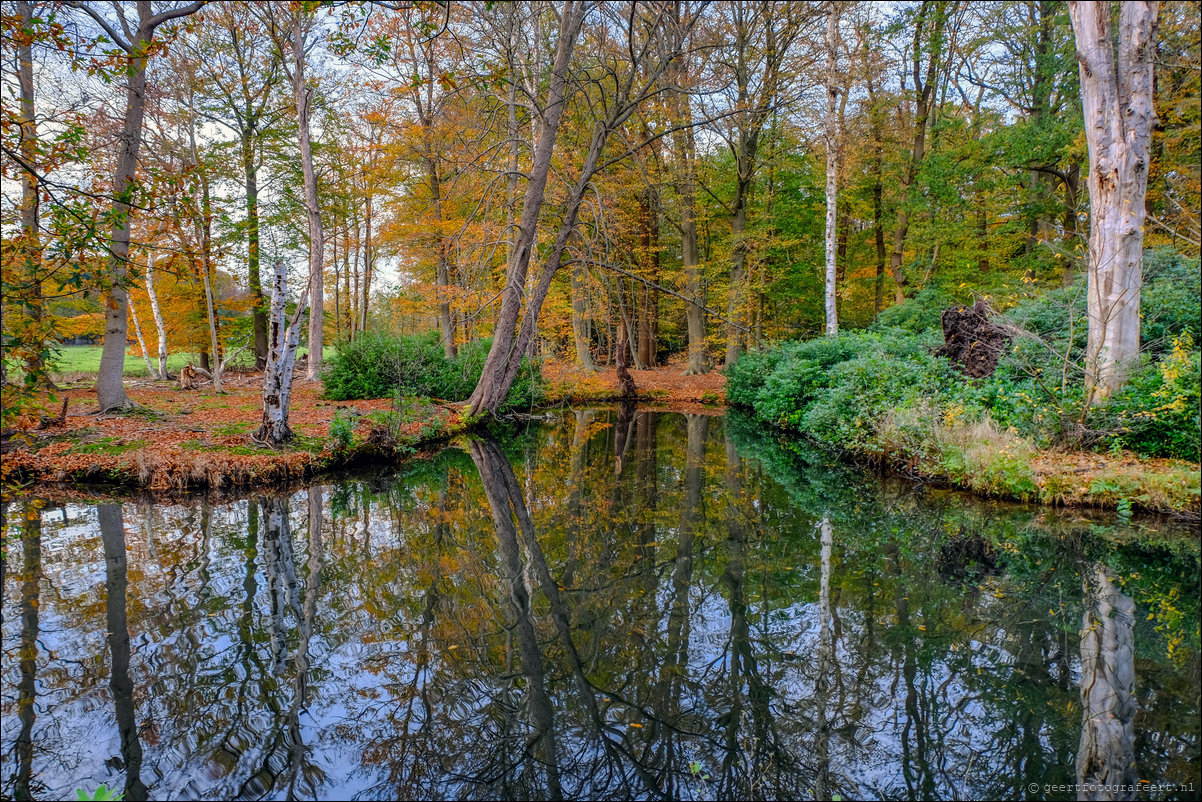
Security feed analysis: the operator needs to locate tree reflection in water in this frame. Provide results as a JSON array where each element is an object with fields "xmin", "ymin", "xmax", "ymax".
[
  {"xmin": 1077, "ymin": 563, "xmax": 1137, "ymax": 801},
  {"xmin": 98, "ymin": 503, "xmax": 148, "ymax": 802},
  {"xmin": 0, "ymin": 410, "xmax": 1198, "ymax": 801}
]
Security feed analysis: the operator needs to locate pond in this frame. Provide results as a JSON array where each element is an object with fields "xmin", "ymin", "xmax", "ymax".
[{"xmin": 2, "ymin": 408, "xmax": 1199, "ymax": 801}]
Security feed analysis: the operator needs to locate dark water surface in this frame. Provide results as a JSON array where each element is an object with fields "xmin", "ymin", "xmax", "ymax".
[{"xmin": 2, "ymin": 409, "xmax": 1199, "ymax": 801}]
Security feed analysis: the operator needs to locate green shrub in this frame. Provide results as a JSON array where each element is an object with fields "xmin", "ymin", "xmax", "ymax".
[
  {"xmin": 872, "ymin": 286, "xmax": 955, "ymax": 334},
  {"xmin": 322, "ymin": 332, "xmax": 543, "ymax": 410},
  {"xmin": 1142, "ymin": 248, "xmax": 1201, "ymax": 350},
  {"xmin": 1099, "ymin": 336, "xmax": 1201, "ymax": 461}
]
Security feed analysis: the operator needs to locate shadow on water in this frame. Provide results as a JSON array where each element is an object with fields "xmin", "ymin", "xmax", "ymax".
[{"xmin": 1, "ymin": 408, "xmax": 1198, "ymax": 801}]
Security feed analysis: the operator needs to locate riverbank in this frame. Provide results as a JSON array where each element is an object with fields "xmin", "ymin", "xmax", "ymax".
[
  {"xmin": 2, "ymin": 365, "xmax": 1197, "ymax": 519},
  {"xmin": 0, "ymin": 365, "xmax": 724, "ymax": 494}
]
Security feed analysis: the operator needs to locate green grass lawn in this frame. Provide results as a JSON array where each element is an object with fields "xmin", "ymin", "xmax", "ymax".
[{"xmin": 8, "ymin": 345, "xmax": 335, "ymax": 380}]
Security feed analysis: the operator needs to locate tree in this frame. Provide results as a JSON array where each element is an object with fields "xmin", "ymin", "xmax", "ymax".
[
  {"xmin": 885, "ymin": 0, "xmax": 959, "ymax": 304},
  {"xmin": 465, "ymin": 0, "xmax": 587, "ymax": 415},
  {"xmin": 66, "ymin": 0, "xmax": 205, "ymax": 411},
  {"xmin": 823, "ymin": 1, "xmax": 844, "ymax": 337},
  {"xmin": 187, "ymin": 4, "xmax": 283, "ymax": 369},
  {"xmin": 1068, "ymin": 0, "xmax": 1160, "ymax": 400},
  {"xmin": 708, "ymin": 1, "xmax": 807, "ymax": 365},
  {"xmin": 262, "ymin": 1, "xmax": 325, "ymax": 382}
]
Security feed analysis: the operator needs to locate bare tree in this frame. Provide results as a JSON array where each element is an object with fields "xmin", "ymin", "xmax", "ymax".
[{"xmin": 1068, "ymin": 0, "xmax": 1160, "ymax": 400}]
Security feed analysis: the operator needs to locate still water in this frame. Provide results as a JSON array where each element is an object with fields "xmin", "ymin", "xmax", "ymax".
[{"xmin": 2, "ymin": 409, "xmax": 1199, "ymax": 801}]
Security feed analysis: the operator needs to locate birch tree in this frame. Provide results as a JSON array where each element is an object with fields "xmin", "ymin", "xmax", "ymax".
[
  {"xmin": 1068, "ymin": 0, "xmax": 1160, "ymax": 400},
  {"xmin": 263, "ymin": 2, "xmax": 326, "ymax": 381},
  {"xmin": 144, "ymin": 250, "xmax": 169, "ymax": 379},
  {"xmin": 823, "ymin": 1, "xmax": 843, "ymax": 337},
  {"xmin": 255, "ymin": 259, "xmax": 309, "ymax": 444}
]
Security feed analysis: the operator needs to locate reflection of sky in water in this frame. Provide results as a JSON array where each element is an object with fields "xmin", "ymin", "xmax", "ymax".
[{"xmin": 2, "ymin": 409, "xmax": 1198, "ymax": 801}]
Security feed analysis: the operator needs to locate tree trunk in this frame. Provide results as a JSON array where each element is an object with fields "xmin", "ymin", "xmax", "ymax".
[
  {"xmin": 885, "ymin": 0, "xmax": 947, "ymax": 306},
  {"xmin": 145, "ymin": 251, "xmax": 168, "ymax": 379},
  {"xmin": 637, "ymin": 189, "xmax": 659, "ymax": 368},
  {"xmin": 679, "ymin": 122, "xmax": 706, "ymax": 374},
  {"xmin": 188, "ymin": 88, "xmax": 222, "ymax": 392},
  {"xmin": 467, "ymin": 2, "xmax": 586, "ymax": 416},
  {"xmin": 200, "ymin": 255, "xmax": 223, "ymax": 392},
  {"xmin": 361, "ymin": 194, "xmax": 372, "ymax": 337},
  {"xmin": 427, "ymin": 157, "xmax": 457, "ymax": 358},
  {"xmin": 291, "ymin": 13, "xmax": 324, "ymax": 381},
  {"xmin": 726, "ymin": 165, "xmax": 752, "ymax": 365},
  {"xmin": 867, "ymin": 65, "xmax": 886, "ymax": 317},
  {"xmin": 1069, "ymin": 0, "xmax": 1159, "ymax": 400},
  {"xmin": 96, "ymin": 18, "xmax": 152, "ymax": 411},
  {"xmin": 257, "ymin": 260, "xmax": 308, "ymax": 444},
  {"xmin": 244, "ymin": 133, "xmax": 268, "ymax": 369},
  {"xmin": 571, "ymin": 263, "xmax": 596, "ymax": 370},
  {"xmin": 1062, "ymin": 161, "xmax": 1080, "ymax": 287},
  {"xmin": 129, "ymin": 295, "xmax": 155, "ymax": 380},
  {"xmin": 17, "ymin": 0, "xmax": 46, "ymax": 384},
  {"xmin": 823, "ymin": 2, "xmax": 841, "ymax": 338}
]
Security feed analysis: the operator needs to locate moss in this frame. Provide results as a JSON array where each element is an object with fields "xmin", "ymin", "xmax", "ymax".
[{"xmin": 68, "ymin": 437, "xmax": 148, "ymax": 456}]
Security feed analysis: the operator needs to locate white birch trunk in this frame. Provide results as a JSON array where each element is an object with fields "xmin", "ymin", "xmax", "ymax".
[
  {"xmin": 200, "ymin": 258, "xmax": 223, "ymax": 393},
  {"xmin": 129, "ymin": 296, "xmax": 155, "ymax": 380},
  {"xmin": 257, "ymin": 259, "xmax": 309, "ymax": 444},
  {"xmin": 1069, "ymin": 1, "xmax": 1159, "ymax": 400},
  {"xmin": 823, "ymin": 2, "xmax": 841, "ymax": 338},
  {"xmin": 145, "ymin": 252, "xmax": 168, "ymax": 379},
  {"xmin": 292, "ymin": 12, "xmax": 325, "ymax": 382}
]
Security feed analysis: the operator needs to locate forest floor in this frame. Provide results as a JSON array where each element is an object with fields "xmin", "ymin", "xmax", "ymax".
[{"xmin": 0, "ymin": 363, "xmax": 726, "ymax": 494}]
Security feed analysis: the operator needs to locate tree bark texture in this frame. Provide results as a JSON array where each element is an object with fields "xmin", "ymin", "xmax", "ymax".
[
  {"xmin": 1069, "ymin": 0, "xmax": 1159, "ymax": 400},
  {"xmin": 823, "ymin": 2, "xmax": 841, "ymax": 337}
]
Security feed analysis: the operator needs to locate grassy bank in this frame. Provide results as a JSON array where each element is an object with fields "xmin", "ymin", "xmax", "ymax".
[{"xmin": 726, "ymin": 255, "xmax": 1201, "ymax": 517}]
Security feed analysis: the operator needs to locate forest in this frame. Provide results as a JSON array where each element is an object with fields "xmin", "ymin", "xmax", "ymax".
[
  {"xmin": 2, "ymin": 4, "xmax": 1201, "ymax": 802},
  {"xmin": 0, "ymin": 0, "xmax": 1199, "ymax": 501}
]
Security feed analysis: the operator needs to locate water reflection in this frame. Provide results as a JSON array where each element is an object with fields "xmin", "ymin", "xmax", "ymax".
[
  {"xmin": 1, "ymin": 409, "xmax": 1198, "ymax": 801},
  {"xmin": 99, "ymin": 503, "xmax": 147, "ymax": 801},
  {"xmin": 1077, "ymin": 564, "xmax": 1137, "ymax": 800}
]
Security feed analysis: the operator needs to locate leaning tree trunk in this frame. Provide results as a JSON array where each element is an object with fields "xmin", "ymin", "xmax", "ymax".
[
  {"xmin": 256, "ymin": 260, "xmax": 309, "ymax": 444},
  {"xmin": 1069, "ymin": 1, "xmax": 1159, "ymax": 401},
  {"xmin": 466, "ymin": 1, "xmax": 585, "ymax": 416},
  {"xmin": 823, "ymin": 1, "xmax": 841, "ymax": 338},
  {"xmin": 291, "ymin": 13, "xmax": 324, "ymax": 381}
]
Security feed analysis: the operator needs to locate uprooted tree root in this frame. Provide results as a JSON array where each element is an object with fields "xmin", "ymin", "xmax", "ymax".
[{"xmin": 936, "ymin": 299, "xmax": 1012, "ymax": 378}]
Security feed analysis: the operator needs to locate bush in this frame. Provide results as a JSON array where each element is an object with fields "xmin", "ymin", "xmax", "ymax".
[
  {"xmin": 872, "ymin": 286, "xmax": 955, "ymax": 334},
  {"xmin": 1142, "ymin": 248, "xmax": 1201, "ymax": 350},
  {"xmin": 322, "ymin": 332, "xmax": 543, "ymax": 411},
  {"xmin": 1098, "ymin": 335, "xmax": 1202, "ymax": 461}
]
